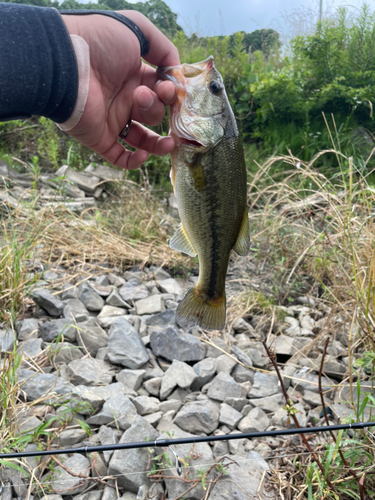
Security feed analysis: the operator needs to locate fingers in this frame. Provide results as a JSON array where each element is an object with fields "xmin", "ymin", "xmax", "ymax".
[
  {"xmin": 124, "ymin": 121, "xmax": 175, "ymax": 156},
  {"xmin": 117, "ymin": 10, "xmax": 180, "ymax": 67},
  {"xmin": 100, "ymin": 141, "xmax": 149, "ymax": 170},
  {"xmin": 155, "ymin": 80, "xmax": 177, "ymax": 106},
  {"xmin": 139, "ymin": 64, "xmax": 178, "ymax": 107},
  {"xmin": 132, "ymin": 86, "xmax": 166, "ymax": 126}
]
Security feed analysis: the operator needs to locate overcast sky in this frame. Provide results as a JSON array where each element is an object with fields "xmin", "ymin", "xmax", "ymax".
[{"xmin": 129, "ymin": 0, "xmax": 369, "ymax": 38}]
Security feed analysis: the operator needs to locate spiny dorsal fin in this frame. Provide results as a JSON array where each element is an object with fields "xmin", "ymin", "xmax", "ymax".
[
  {"xmin": 233, "ymin": 209, "xmax": 250, "ymax": 256},
  {"xmin": 170, "ymin": 224, "xmax": 197, "ymax": 257}
]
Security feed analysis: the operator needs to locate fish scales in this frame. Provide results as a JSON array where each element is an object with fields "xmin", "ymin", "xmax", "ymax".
[
  {"xmin": 173, "ymin": 136, "xmax": 246, "ymax": 299},
  {"xmin": 158, "ymin": 56, "xmax": 250, "ymax": 330}
]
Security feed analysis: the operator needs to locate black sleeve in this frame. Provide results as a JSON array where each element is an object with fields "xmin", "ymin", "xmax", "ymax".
[{"xmin": 0, "ymin": 3, "xmax": 78, "ymax": 123}]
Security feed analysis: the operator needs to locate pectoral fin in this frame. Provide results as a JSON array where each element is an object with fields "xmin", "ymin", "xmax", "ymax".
[
  {"xmin": 233, "ymin": 209, "xmax": 250, "ymax": 256},
  {"xmin": 170, "ymin": 224, "xmax": 197, "ymax": 257}
]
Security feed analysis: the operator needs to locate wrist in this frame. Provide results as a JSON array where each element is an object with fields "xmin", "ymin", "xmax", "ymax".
[{"xmin": 58, "ymin": 17, "xmax": 91, "ymax": 132}]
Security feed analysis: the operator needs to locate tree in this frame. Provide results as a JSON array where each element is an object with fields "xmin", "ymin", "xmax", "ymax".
[{"xmin": 243, "ymin": 29, "xmax": 281, "ymax": 56}]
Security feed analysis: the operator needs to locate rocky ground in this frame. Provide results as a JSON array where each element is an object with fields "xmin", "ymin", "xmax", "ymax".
[
  {"xmin": 0, "ymin": 158, "xmax": 362, "ymax": 499},
  {"xmin": 0, "ymin": 259, "xmax": 357, "ymax": 500}
]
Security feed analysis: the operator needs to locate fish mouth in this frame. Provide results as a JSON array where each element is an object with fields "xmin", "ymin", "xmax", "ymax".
[
  {"xmin": 180, "ymin": 138, "xmax": 203, "ymax": 148},
  {"xmin": 157, "ymin": 58, "xmax": 215, "ymax": 150}
]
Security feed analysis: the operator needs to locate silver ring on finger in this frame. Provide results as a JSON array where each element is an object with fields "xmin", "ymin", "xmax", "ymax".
[{"xmin": 119, "ymin": 119, "xmax": 133, "ymax": 141}]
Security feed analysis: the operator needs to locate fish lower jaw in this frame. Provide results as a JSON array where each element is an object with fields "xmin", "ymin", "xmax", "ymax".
[{"xmin": 180, "ymin": 137, "xmax": 204, "ymax": 148}]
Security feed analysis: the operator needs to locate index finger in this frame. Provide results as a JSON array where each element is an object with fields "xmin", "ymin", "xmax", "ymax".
[{"xmin": 116, "ymin": 10, "xmax": 180, "ymax": 67}]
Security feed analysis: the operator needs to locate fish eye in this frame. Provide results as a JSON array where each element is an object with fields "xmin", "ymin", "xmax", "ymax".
[{"xmin": 209, "ymin": 80, "xmax": 222, "ymax": 96}]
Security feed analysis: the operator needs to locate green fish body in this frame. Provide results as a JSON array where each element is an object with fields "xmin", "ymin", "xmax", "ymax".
[{"xmin": 158, "ymin": 56, "xmax": 250, "ymax": 330}]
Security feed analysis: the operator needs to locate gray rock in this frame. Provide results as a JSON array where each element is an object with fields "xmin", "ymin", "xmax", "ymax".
[
  {"xmin": 250, "ymin": 393, "xmax": 285, "ymax": 413},
  {"xmin": 79, "ymin": 283, "xmax": 105, "ymax": 311},
  {"xmin": 18, "ymin": 414, "xmax": 42, "ymax": 434},
  {"xmin": 150, "ymin": 327, "xmax": 206, "ymax": 362},
  {"xmin": 107, "ymin": 318, "xmax": 149, "ymax": 369},
  {"xmin": 231, "ymin": 364, "xmax": 254, "ymax": 384},
  {"xmin": 40, "ymin": 495, "xmax": 63, "ymax": 500},
  {"xmin": 119, "ymin": 281, "xmax": 149, "ymax": 302},
  {"xmin": 157, "ymin": 278, "xmax": 182, "ymax": 295},
  {"xmin": 50, "ymin": 341, "xmax": 83, "ymax": 363},
  {"xmin": 54, "ymin": 428, "xmax": 87, "ymax": 447},
  {"xmin": 143, "ymin": 411, "xmax": 163, "ymax": 427},
  {"xmin": 209, "ymin": 453, "xmax": 276, "ymax": 499},
  {"xmin": 146, "ymin": 309, "xmax": 176, "ymax": 328},
  {"xmin": 157, "ymin": 425, "xmax": 214, "ymax": 500},
  {"xmin": 133, "ymin": 396, "xmax": 160, "ymax": 415},
  {"xmin": 159, "ymin": 399, "xmax": 182, "ymax": 416},
  {"xmin": 17, "ymin": 338, "xmax": 43, "ymax": 359},
  {"xmin": 272, "ymin": 407, "xmax": 287, "ymax": 426},
  {"xmin": 215, "ymin": 354, "xmax": 237, "ymax": 374},
  {"xmin": 191, "ymin": 358, "xmax": 217, "ymax": 391},
  {"xmin": 63, "ymin": 298, "xmax": 89, "ymax": 322},
  {"xmin": 144, "ymin": 377, "xmax": 162, "ymax": 396},
  {"xmin": 31, "ymin": 289, "xmax": 64, "ymax": 317},
  {"xmin": 207, "ymin": 372, "xmax": 242, "ymax": 401},
  {"xmin": 73, "ymin": 382, "xmax": 136, "ymax": 413},
  {"xmin": 160, "ymin": 360, "xmax": 198, "ymax": 400},
  {"xmin": 43, "ymin": 454, "xmax": 91, "ymax": 495},
  {"xmin": 66, "ymin": 358, "xmax": 113, "ymax": 386},
  {"xmin": 206, "ymin": 338, "xmax": 230, "ymax": 358},
  {"xmin": 267, "ymin": 334, "xmax": 296, "ymax": 356},
  {"xmin": 219, "ymin": 403, "xmax": 243, "ymax": 430},
  {"xmin": 99, "ymin": 425, "xmax": 118, "ymax": 463},
  {"xmin": 116, "ymin": 369, "xmax": 145, "ymax": 391},
  {"xmin": 40, "ymin": 318, "xmax": 77, "ymax": 343},
  {"xmin": 87, "ymin": 394, "xmax": 138, "ymax": 429},
  {"xmin": 0, "ymin": 327, "xmax": 18, "ymax": 355},
  {"xmin": 61, "ymin": 283, "xmax": 80, "ymax": 300},
  {"xmin": 85, "ymin": 163, "xmax": 124, "ymax": 181},
  {"xmin": 292, "ymin": 367, "xmax": 332, "ymax": 394},
  {"xmin": 106, "ymin": 289, "xmax": 130, "ymax": 308},
  {"xmin": 136, "ymin": 295, "xmax": 165, "ymax": 315},
  {"xmin": 232, "ymin": 318, "xmax": 257, "ymax": 336},
  {"xmin": 303, "ymin": 389, "xmax": 322, "ymax": 406},
  {"xmin": 57, "ymin": 165, "xmax": 100, "ymax": 194},
  {"xmin": 150, "ymin": 268, "xmax": 171, "ymax": 280},
  {"xmin": 102, "ymin": 486, "xmax": 118, "ymax": 500},
  {"xmin": 224, "ymin": 397, "xmax": 248, "ymax": 412},
  {"xmin": 232, "ymin": 345, "xmax": 253, "ymax": 367},
  {"xmin": 238, "ymin": 407, "xmax": 270, "ymax": 432},
  {"xmin": 174, "ymin": 399, "xmax": 219, "ymax": 434},
  {"xmin": 108, "ymin": 416, "xmax": 158, "ymax": 492},
  {"xmin": 97, "ymin": 304, "xmax": 128, "ymax": 319},
  {"xmin": 212, "ymin": 439, "xmax": 229, "ymax": 458},
  {"xmin": 19, "ymin": 369, "xmax": 74, "ymax": 402},
  {"xmin": 89, "ymin": 282, "xmax": 115, "ymax": 297},
  {"xmin": 75, "ymin": 491, "xmax": 103, "ymax": 500},
  {"xmin": 247, "ymin": 348, "xmax": 269, "ymax": 368},
  {"xmin": 249, "ymin": 371, "xmax": 280, "ymax": 398},
  {"xmin": 76, "ymin": 322, "xmax": 109, "ymax": 355},
  {"xmin": 107, "ymin": 272, "xmax": 126, "ymax": 286},
  {"xmin": 17, "ymin": 318, "xmax": 39, "ymax": 341}
]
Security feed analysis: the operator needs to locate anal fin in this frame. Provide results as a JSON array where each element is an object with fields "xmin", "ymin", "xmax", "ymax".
[
  {"xmin": 170, "ymin": 224, "xmax": 197, "ymax": 257},
  {"xmin": 233, "ymin": 209, "xmax": 250, "ymax": 256}
]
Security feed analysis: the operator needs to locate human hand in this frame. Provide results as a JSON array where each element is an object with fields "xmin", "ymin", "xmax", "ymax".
[{"xmin": 62, "ymin": 11, "xmax": 179, "ymax": 169}]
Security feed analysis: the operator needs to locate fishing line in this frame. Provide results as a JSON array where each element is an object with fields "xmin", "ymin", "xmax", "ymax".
[{"xmin": 1, "ymin": 421, "xmax": 374, "ymax": 459}]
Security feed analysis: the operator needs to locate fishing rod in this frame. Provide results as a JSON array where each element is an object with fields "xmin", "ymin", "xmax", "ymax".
[{"xmin": 1, "ymin": 421, "xmax": 374, "ymax": 459}]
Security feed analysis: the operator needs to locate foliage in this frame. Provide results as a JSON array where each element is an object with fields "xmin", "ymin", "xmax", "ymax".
[{"xmin": 242, "ymin": 29, "xmax": 281, "ymax": 56}]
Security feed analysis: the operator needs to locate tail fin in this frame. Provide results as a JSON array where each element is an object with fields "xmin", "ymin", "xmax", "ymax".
[{"xmin": 176, "ymin": 286, "xmax": 226, "ymax": 331}]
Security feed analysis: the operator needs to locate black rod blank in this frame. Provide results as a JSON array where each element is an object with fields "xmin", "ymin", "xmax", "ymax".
[{"xmin": 1, "ymin": 421, "xmax": 374, "ymax": 460}]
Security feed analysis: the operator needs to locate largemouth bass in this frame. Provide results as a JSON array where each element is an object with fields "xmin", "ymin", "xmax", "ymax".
[{"xmin": 158, "ymin": 56, "xmax": 250, "ymax": 331}]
